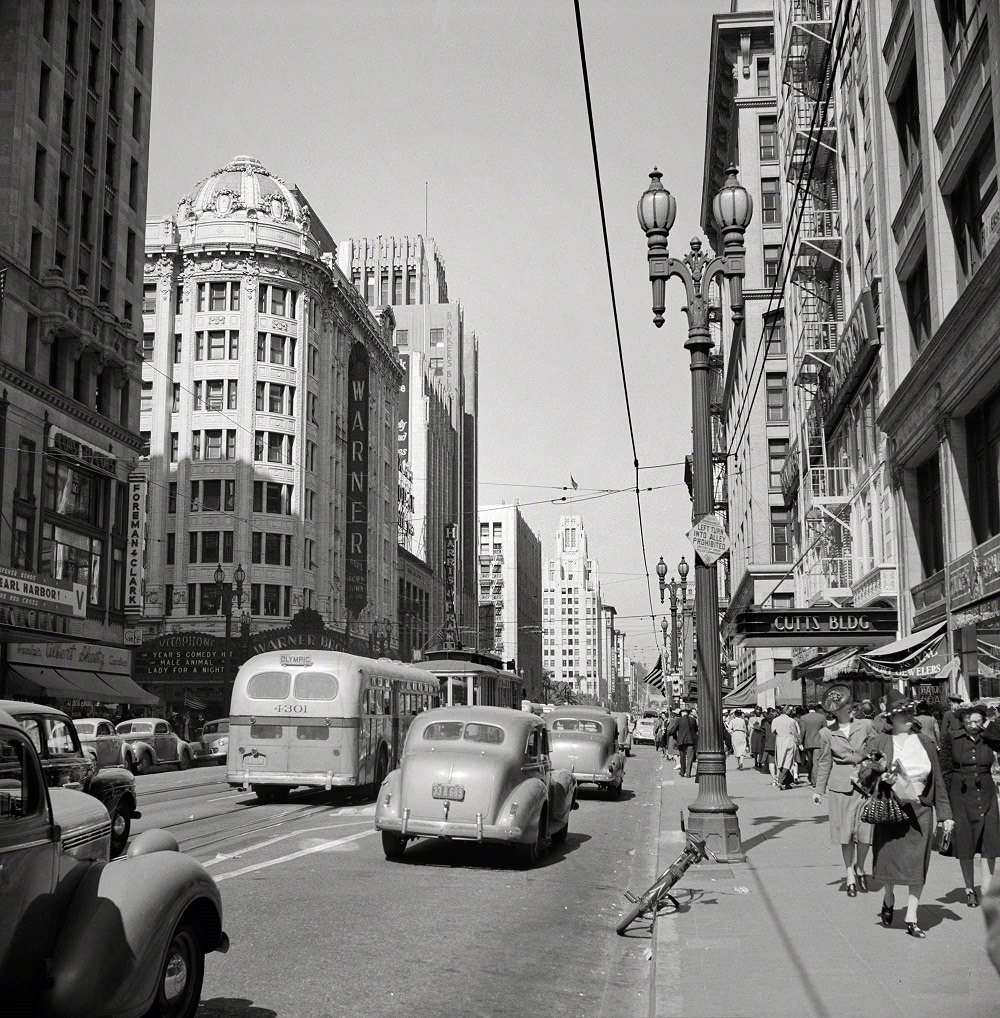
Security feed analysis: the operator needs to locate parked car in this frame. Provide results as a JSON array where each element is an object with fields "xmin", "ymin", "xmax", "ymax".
[
  {"xmin": 193, "ymin": 719, "xmax": 229, "ymax": 765},
  {"xmin": 612, "ymin": 711, "xmax": 633, "ymax": 757},
  {"xmin": 0, "ymin": 704, "xmax": 229, "ymax": 1018},
  {"xmin": 633, "ymin": 710, "xmax": 661, "ymax": 746},
  {"xmin": 0, "ymin": 700, "xmax": 139, "ymax": 858},
  {"xmin": 545, "ymin": 707, "xmax": 626, "ymax": 798},
  {"xmin": 375, "ymin": 706, "xmax": 577, "ymax": 866},
  {"xmin": 117, "ymin": 717, "xmax": 195, "ymax": 772},
  {"xmin": 74, "ymin": 716, "xmax": 137, "ymax": 772}
]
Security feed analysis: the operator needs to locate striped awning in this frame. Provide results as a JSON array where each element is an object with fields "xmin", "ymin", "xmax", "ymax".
[{"xmin": 859, "ymin": 622, "xmax": 948, "ymax": 679}]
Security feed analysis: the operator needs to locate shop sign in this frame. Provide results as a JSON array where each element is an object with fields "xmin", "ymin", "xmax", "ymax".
[
  {"xmin": 0, "ymin": 565, "xmax": 86, "ymax": 618},
  {"xmin": 947, "ymin": 533, "xmax": 1000, "ymax": 612},
  {"xmin": 345, "ymin": 344, "xmax": 369, "ymax": 614},
  {"xmin": 246, "ymin": 627, "xmax": 373, "ymax": 659},
  {"xmin": 953, "ymin": 596, "xmax": 1000, "ymax": 629},
  {"xmin": 125, "ymin": 473, "xmax": 146, "ymax": 617},
  {"xmin": 734, "ymin": 607, "xmax": 897, "ymax": 647},
  {"xmin": 9, "ymin": 642, "xmax": 131, "ymax": 673},
  {"xmin": 48, "ymin": 427, "xmax": 117, "ymax": 474},
  {"xmin": 0, "ymin": 604, "xmax": 71, "ymax": 635},
  {"xmin": 135, "ymin": 632, "xmax": 229, "ymax": 678},
  {"xmin": 397, "ymin": 354, "xmax": 410, "ymax": 463},
  {"xmin": 822, "ymin": 289, "xmax": 880, "ymax": 433}
]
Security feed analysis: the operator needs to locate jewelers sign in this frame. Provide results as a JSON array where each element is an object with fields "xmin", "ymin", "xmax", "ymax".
[
  {"xmin": 125, "ymin": 473, "xmax": 146, "ymax": 617},
  {"xmin": 0, "ymin": 565, "xmax": 86, "ymax": 618}
]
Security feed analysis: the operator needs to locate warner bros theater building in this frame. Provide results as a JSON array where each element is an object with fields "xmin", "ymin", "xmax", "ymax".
[
  {"xmin": 0, "ymin": 0, "xmax": 160, "ymax": 705},
  {"xmin": 134, "ymin": 156, "xmax": 403, "ymax": 714}
]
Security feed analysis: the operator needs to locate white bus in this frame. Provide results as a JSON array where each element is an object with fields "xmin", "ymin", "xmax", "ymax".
[{"xmin": 226, "ymin": 649, "xmax": 439, "ymax": 803}]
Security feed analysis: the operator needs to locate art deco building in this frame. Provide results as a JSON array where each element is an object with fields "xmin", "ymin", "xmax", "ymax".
[
  {"xmin": 542, "ymin": 515, "xmax": 601, "ymax": 696},
  {"xmin": 137, "ymin": 156, "xmax": 402, "ymax": 705},
  {"xmin": 0, "ymin": 0, "xmax": 152, "ymax": 658},
  {"xmin": 477, "ymin": 504, "xmax": 542, "ymax": 699},
  {"xmin": 340, "ymin": 236, "xmax": 478, "ymax": 647}
]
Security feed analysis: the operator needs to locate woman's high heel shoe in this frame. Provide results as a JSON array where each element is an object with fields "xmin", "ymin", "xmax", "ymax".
[
  {"xmin": 856, "ymin": 873, "xmax": 868, "ymax": 893},
  {"xmin": 905, "ymin": 922, "xmax": 926, "ymax": 939},
  {"xmin": 879, "ymin": 900, "xmax": 894, "ymax": 927},
  {"xmin": 966, "ymin": 888, "xmax": 980, "ymax": 908},
  {"xmin": 846, "ymin": 883, "xmax": 857, "ymax": 898}
]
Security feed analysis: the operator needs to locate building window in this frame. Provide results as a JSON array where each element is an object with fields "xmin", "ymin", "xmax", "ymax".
[
  {"xmin": 757, "ymin": 57, "xmax": 771, "ymax": 97},
  {"xmin": 131, "ymin": 88, "xmax": 141, "ymax": 140},
  {"xmin": 198, "ymin": 281, "xmax": 240, "ymax": 312},
  {"xmin": 759, "ymin": 116, "xmax": 777, "ymax": 161},
  {"xmin": 168, "ymin": 482, "xmax": 177, "ymax": 513},
  {"xmin": 768, "ymin": 439, "xmax": 788, "ymax": 490},
  {"xmin": 38, "ymin": 62, "xmax": 50, "ymax": 120},
  {"xmin": 40, "ymin": 524, "xmax": 103, "ymax": 606},
  {"xmin": 763, "ymin": 244, "xmax": 781, "ymax": 289},
  {"xmin": 761, "ymin": 179, "xmax": 780, "ymax": 224},
  {"xmin": 966, "ymin": 386, "xmax": 1000, "ymax": 544},
  {"xmin": 893, "ymin": 65, "xmax": 921, "ymax": 185},
  {"xmin": 257, "ymin": 284, "xmax": 296, "ymax": 318},
  {"xmin": 33, "ymin": 146, "xmax": 46, "ymax": 204},
  {"xmin": 196, "ymin": 330, "xmax": 238, "ymax": 360},
  {"xmin": 916, "ymin": 453, "xmax": 945, "ymax": 576},
  {"xmin": 252, "ymin": 532, "xmax": 293, "ymax": 566},
  {"xmin": 903, "ymin": 254, "xmax": 931, "ymax": 349},
  {"xmin": 169, "ymin": 433, "xmax": 178, "ymax": 463},
  {"xmin": 191, "ymin": 479, "xmax": 235, "ymax": 513},
  {"xmin": 765, "ymin": 316, "xmax": 785, "ymax": 357},
  {"xmin": 257, "ymin": 333, "xmax": 296, "ymax": 366},
  {"xmin": 166, "ymin": 533, "xmax": 175, "ymax": 565},
  {"xmin": 165, "ymin": 584, "xmax": 173, "ymax": 616},
  {"xmin": 135, "ymin": 20, "xmax": 145, "ymax": 71},
  {"xmin": 253, "ymin": 481, "xmax": 292, "ymax": 515},
  {"xmin": 770, "ymin": 508, "xmax": 792, "ymax": 563},
  {"xmin": 766, "ymin": 373, "xmax": 788, "ymax": 422},
  {"xmin": 950, "ymin": 130, "xmax": 998, "ymax": 288},
  {"xmin": 13, "ymin": 514, "xmax": 34, "ymax": 570}
]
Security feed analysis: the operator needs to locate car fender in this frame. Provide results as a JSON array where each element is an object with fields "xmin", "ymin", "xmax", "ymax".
[
  {"xmin": 86, "ymin": 767, "xmax": 138, "ymax": 812},
  {"xmin": 496, "ymin": 776, "xmax": 548, "ymax": 841},
  {"xmin": 39, "ymin": 851, "xmax": 225, "ymax": 1018},
  {"xmin": 374, "ymin": 768, "xmax": 402, "ymax": 827},
  {"xmin": 129, "ymin": 739, "xmax": 156, "ymax": 764},
  {"xmin": 548, "ymin": 768, "xmax": 577, "ymax": 824}
]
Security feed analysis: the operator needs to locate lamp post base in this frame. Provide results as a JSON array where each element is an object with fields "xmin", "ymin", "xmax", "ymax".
[{"xmin": 685, "ymin": 808, "xmax": 746, "ymax": 863}]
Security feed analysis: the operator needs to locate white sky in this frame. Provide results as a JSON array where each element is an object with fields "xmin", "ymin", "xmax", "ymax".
[{"xmin": 146, "ymin": 0, "xmax": 730, "ymax": 666}]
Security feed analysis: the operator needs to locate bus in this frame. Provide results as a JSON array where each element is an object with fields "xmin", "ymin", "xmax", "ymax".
[
  {"xmin": 413, "ymin": 648, "xmax": 523, "ymax": 709},
  {"xmin": 226, "ymin": 649, "xmax": 439, "ymax": 803}
]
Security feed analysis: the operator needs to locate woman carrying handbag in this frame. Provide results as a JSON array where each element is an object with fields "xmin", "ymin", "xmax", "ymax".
[{"xmin": 867, "ymin": 690, "xmax": 954, "ymax": 938}]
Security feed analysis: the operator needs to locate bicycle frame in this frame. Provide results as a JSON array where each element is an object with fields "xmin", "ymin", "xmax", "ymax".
[{"xmin": 616, "ymin": 834, "xmax": 716, "ymax": 935}]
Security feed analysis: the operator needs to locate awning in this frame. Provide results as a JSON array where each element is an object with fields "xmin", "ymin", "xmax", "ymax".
[
  {"xmin": 723, "ymin": 675, "xmax": 758, "ymax": 708},
  {"xmin": 859, "ymin": 622, "xmax": 948, "ymax": 679},
  {"xmin": 644, "ymin": 661, "xmax": 666, "ymax": 695},
  {"xmin": 6, "ymin": 665, "xmax": 159, "ymax": 704}
]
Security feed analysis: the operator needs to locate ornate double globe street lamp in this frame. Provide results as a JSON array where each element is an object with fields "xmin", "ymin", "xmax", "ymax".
[{"xmin": 637, "ymin": 165, "xmax": 752, "ymax": 861}]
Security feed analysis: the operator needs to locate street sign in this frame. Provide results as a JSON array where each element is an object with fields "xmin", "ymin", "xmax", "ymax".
[
  {"xmin": 686, "ymin": 513, "xmax": 730, "ymax": 565},
  {"xmin": 124, "ymin": 628, "xmax": 143, "ymax": 646}
]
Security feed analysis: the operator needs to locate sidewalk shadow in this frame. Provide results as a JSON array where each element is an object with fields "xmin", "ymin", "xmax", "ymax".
[{"xmin": 741, "ymin": 815, "xmax": 826, "ymax": 853}]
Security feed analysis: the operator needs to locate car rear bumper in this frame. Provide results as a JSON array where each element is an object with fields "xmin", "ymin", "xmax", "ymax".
[
  {"xmin": 227, "ymin": 770, "xmax": 357, "ymax": 788},
  {"xmin": 377, "ymin": 815, "xmax": 525, "ymax": 843},
  {"xmin": 571, "ymin": 770, "xmax": 619, "ymax": 786}
]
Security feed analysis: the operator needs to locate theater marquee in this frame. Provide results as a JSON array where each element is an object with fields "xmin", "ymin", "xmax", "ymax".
[
  {"xmin": 345, "ymin": 343, "xmax": 369, "ymax": 615},
  {"xmin": 733, "ymin": 607, "xmax": 898, "ymax": 647}
]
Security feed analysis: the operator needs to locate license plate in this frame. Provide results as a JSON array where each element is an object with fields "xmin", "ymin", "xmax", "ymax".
[
  {"xmin": 243, "ymin": 752, "xmax": 267, "ymax": 768},
  {"xmin": 432, "ymin": 782, "xmax": 465, "ymax": 801}
]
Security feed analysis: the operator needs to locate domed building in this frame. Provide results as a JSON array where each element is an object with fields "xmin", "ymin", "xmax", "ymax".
[{"xmin": 137, "ymin": 157, "xmax": 403, "ymax": 713}]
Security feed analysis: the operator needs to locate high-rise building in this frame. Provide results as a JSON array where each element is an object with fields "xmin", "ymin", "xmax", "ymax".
[
  {"xmin": 542, "ymin": 515, "xmax": 601, "ymax": 696},
  {"xmin": 477, "ymin": 504, "xmax": 542, "ymax": 699},
  {"xmin": 136, "ymin": 156, "xmax": 403, "ymax": 711},
  {"xmin": 0, "ymin": 0, "xmax": 152, "ymax": 660},
  {"xmin": 340, "ymin": 236, "xmax": 478, "ymax": 649}
]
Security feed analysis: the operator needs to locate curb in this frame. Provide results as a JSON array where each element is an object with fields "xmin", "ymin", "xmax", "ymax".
[{"xmin": 649, "ymin": 767, "xmax": 687, "ymax": 1018}]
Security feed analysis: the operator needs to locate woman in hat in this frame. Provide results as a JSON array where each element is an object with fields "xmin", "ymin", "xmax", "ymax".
[
  {"xmin": 939, "ymin": 703, "xmax": 1000, "ymax": 907},
  {"xmin": 748, "ymin": 707, "xmax": 765, "ymax": 770},
  {"xmin": 869, "ymin": 690, "xmax": 954, "ymax": 938},
  {"xmin": 813, "ymin": 691, "xmax": 877, "ymax": 896}
]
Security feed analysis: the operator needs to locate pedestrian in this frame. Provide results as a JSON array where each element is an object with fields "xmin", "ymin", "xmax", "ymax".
[
  {"xmin": 748, "ymin": 707, "xmax": 765, "ymax": 769},
  {"xmin": 939, "ymin": 702, "xmax": 1000, "ymax": 908},
  {"xmin": 666, "ymin": 709, "xmax": 681, "ymax": 765},
  {"xmin": 813, "ymin": 692, "xmax": 876, "ymax": 896},
  {"xmin": 727, "ymin": 710, "xmax": 750, "ymax": 770},
  {"xmin": 914, "ymin": 700, "xmax": 941, "ymax": 748},
  {"xmin": 799, "ymin": 702, "xmax": 827, "ymax": 786},
  {"xmin": 675, "ymin": 708, "xmax": 698, "ymax": 778},
  {"xmin": 940, "ymin": 693, "xmax": 965, "ymax": 739},
  {"xmin": 869, "ymin": 691, "xmax": 954, "ymax": 938},
  {"xmin": 763, "ymin": 708, "xmax": 777, "ymax": 780},
  {"xmin": 771, "ymin": 705, "xmax": 799, "ymax": 790},
  {"xmin": 654, "ymin": 714, "xmax": 668, "ymax": 758}
]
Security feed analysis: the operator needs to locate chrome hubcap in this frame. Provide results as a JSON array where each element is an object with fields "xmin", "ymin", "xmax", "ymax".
[{"xmin": 163, "ymin": 949, "xmax": 188, "ymax": 1001}]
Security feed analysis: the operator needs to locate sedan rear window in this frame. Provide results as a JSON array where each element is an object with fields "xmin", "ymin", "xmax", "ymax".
[
  {"xmin": 551, "ymin": 719, "xmax": 605, "ymax": 734},
  {"xmin": 247, "ymin": 671, "xmax": 291, "ymax": 700},
  {"xmin": 422, "ymin": 722, "xmax": 505, "ymax": 745}
]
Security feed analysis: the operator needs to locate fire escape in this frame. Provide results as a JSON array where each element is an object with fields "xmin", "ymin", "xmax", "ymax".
[{"xmin": 782, "ymin": 0, "xmax": 853, "ymax": 606}]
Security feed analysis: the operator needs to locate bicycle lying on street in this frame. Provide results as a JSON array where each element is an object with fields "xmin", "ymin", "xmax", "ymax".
[{"xmin": 616, "ymin": 833, "xmax": 717, "ymax": 935}]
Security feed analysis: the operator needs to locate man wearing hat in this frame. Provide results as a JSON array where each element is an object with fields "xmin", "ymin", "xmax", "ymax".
[
  {"xmin": 799, "ymin": 702, "xmax": 827, "ymax": 787},
  {"xmin": 941, "ymin": 694, "xmax": 965, "ymax": 739}
]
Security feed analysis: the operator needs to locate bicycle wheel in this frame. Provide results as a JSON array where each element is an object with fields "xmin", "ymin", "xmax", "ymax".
[{"xmin": 616, "ymin": 896, "xmax": 650, "ymax": 935}]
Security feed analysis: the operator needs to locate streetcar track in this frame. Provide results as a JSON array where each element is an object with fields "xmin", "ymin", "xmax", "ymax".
[{"xmin": 177, "ymin": 802, "xmax": 338, "ymax": 855}]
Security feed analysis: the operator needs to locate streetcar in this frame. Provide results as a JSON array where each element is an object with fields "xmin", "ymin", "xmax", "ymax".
[
  {"xmin": 412, "ymin": 648, "xmax": 524, "ymax": 709},
  {"xmin": 226, "ymin": 649, "xmax": 439, "ymax": 803}
]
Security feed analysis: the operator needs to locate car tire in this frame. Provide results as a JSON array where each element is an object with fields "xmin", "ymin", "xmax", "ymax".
[
  {"xmin": 143, "ymin": 917, "xmax": 205, "ymax": 1018},
  {"xmin": 109, "ymin": 797, "xmax": 133, "ymax": 858},
  {"xmin": 515, "ymin": 806, "xmax": 547, "ymax": 868},
  {"xmin": 372, "ymin": 747, "xmax": 389, "ymax": 797},
  {"xmin": 178, "ymin": 749, "xmax": 192, "ymax": 770},
  {"xmin": 124, "ymin": 751, "xmax": 138, "ymax": 774},
  {"xmin": 382, "ymin": 830, "xmax": 408, "ymax": 860},
  {"xmin": 551, "ymin": 801, "xmax": 571, "ymax": 846},
  {"xmin": 135, "ymin": 752, "xmax": 151, "ymax": 776},
  {"xmin": 254, "ymin": 785, "xmax": 290, "ymax": 804}
]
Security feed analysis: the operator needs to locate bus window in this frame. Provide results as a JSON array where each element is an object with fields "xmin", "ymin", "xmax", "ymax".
[
  {"xmin": 293, "ymin": 672, "xmax": 339, "ymax": 701},
  {"xmin": 448, "ymin": 677, "xmax": 468, "ymax": 706},
  {"xmin": 296, "ymin": 726, "xmax": 329, "ymax": 741},
  {"xmin": 249, "ymin": 723, "xmax": 282, "ymax": 739},
  {"xmin": 248, "ymin": 671, "xmax": 291, "ymax": 700}
]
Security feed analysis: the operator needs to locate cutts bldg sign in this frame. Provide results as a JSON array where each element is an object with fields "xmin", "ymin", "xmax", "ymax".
[
  {"xmin": 734, "ymin": 607, "xmax": 897, "ymax": 647},
  {"xmin": 346, "ymin": 343, "xmax": 369, "ymax": 614}
]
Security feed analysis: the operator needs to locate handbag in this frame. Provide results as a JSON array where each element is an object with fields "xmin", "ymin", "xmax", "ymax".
[
  {"xmin": 860, "ymin": 784, "xmax": 907, "ymax": 825},
  {"xmin": 933, "ymin": 824, "xmax": 954, "ymax": 857}
]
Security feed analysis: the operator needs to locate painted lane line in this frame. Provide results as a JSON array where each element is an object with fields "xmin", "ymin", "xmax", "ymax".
[
  {"xmin": 202, "ymin": 819, "xmax": 373, "ymax": 867},
  {"xmin": 215, "ymin": 828, "xmax": 377, "ymax": 881}
]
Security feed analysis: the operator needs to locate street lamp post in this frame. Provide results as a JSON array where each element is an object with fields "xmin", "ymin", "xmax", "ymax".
[
  {"xmin": 215, "ymin": 562, "xmax": 246, "ymax": 704},
  {"xmin": 638, "ymin": 164, "xmax": 751, "ymax": 861}
]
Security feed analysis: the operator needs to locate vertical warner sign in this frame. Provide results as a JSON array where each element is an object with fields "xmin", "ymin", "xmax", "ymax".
[
  {"xmin": 126, "ymin": 473, "xmax": 146, "ymax": 616},
  {"xmin": 346, "ymin": 344, "xmax": 370, "ymax": 614}
]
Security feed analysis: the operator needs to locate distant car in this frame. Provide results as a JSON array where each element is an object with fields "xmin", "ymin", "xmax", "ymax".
[
  {"xmin": 1, "ymin": 700, "xmax": 139, "ymax": 858},
  {"xmin": 375, "ymin": 706, "xmax": 577, "ymax": 866},
  {"xmin": 0, "ymin": 704, "xmax": 229, "ymax": 1018},
  {"xmin": 194, "ymin": 719, "xmax": 229, "ymax": 765},
  {"xmin": 545, "ymin": 707, "xmax": 626, "ymax": 798},
  {"xmin": 633, "ymin": 711, "xmax": 661, "ymax": 746},
  {"xmin": 74, "ymin": 716, "xmax": 137, "ymax": 772},
  {"xmin": 117, "ymin": 718, "xmax": 195, "ymax": 773},
  {"xmin": 612, "ymin": 711, "xmax": 633, "ymax": 757}
]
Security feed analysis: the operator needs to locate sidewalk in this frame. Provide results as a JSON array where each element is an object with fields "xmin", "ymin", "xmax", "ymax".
[{"xmin": 650, "ymin": 758, "xmax": 998, "ymax": 1018}]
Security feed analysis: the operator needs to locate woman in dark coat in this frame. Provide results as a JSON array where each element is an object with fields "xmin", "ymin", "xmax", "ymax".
[
  {"xmin": 749, "ymin": 708, "xmax": 765, "ymax": 769},
  {"xmin": 939, "ymin": 703, "xmax": 1000, "ymax": 907},
  {"xmin": 763, "ymin": 709, "xmax": 777, "ymax": 783},
  {"xmin": 869, "ymin": 695, "xmax": 954, "ymax": 938}
]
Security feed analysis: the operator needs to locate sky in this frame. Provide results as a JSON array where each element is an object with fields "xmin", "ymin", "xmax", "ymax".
[{"xmin": 146, "ymin": 0, "xmax": 730, "ymax": 668}]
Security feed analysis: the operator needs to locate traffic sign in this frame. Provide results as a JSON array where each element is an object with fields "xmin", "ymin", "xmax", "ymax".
[{"xmin": 686, "ymin": 513, "xmax": 730, "ymax": 565}]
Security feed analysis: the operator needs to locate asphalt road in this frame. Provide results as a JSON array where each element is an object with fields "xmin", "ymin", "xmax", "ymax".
[{"xmin": 131, "ymin": 747, "xmax": 668, "ymax": 1018}]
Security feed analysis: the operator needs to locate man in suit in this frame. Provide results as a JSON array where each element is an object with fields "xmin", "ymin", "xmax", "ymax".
[
  {"xmin": 799, "ymin": 703, "xmax": 827, "ymax": 787},
  {"xmin": 675, "ymin": 709, "xmax": 698, "ymax": 778}
]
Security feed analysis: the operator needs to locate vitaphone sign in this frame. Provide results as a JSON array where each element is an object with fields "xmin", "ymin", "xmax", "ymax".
[{"xmin": 346, "ymin": 344, "xmax": 369, "ymax": 614}]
